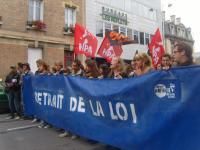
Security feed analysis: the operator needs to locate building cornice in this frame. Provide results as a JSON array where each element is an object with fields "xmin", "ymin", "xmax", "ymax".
[{"xmin": 0, "ymin": 30, "xmax": 72, "ymax": 45}]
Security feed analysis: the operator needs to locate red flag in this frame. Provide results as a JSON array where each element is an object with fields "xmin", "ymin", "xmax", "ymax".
[
  {"xmin": 74, "ymin": 24, "xmax": 98, "ymax": 58},
  {"xmin": 149, "ymin": 28, "xmax": 165, "ymax": 68},
  {"xmin": 97, "ymin": 32, "xmax": 123, "ymax": 62}
]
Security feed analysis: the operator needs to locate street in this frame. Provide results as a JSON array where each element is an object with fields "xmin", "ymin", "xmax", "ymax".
[{"xmin": 0, "ymin": 114, "xmax": 118, "ymax": 150}]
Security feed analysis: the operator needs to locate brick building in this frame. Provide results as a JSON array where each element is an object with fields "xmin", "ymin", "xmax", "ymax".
[{"xmin": 0, "ymin": 0, "xmax": 85, "ymax": 79}]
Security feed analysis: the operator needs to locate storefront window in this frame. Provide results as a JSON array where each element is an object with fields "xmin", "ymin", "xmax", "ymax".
[
  {"xmin": 96, "ymin": 21, "xmax": 103, "ymax": 37},
  {"xmin": 140, "ymin": 32, "xmax": 144, "ymax": 45},
  {"xmin": 113, "ymin": 25, "xmax": 119, "ymax": 33},
  {"xmin": 120, "ymin": 26, "xmax": 126, "ymax": 35},
  {"xmin": 134, "ymin": 30, "xmax": 139, "ymax": 43},
  {"xmin": 145, "ymin": 33, "xmax": 150, "ymax": 45},
  {"xmin": 127, "ymin": 28, "xmax": 133, "ymax": 39},
  {"xmin": 105, "ymin": 23, "xmax": 112, "ymax": 34}
]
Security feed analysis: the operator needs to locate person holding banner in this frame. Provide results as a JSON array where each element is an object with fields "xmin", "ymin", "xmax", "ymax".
[
  {"xmin": 35, "ymin": 61, "xmax": 51, "ymax": 129},
  {"xmin": 172, "ymin": 42, "xmax": 194, "ymax": 66},
  {"xmin": 134, "ymin": 53, "xmax": 153, "ymax": 76},
  {"xmin": 59, "ymin": 59, "xmax": 84, "ymax": 139}
]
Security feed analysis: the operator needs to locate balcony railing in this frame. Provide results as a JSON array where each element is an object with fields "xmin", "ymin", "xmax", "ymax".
[
  {"xmin": 63, "ymin": 25, "xmax": 74, "ymax": 36},
  {"xmin": 26, "ymin": 20, "xmax": 46, "ymax": 31}
]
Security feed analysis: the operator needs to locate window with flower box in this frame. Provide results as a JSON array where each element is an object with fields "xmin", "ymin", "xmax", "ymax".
[
  {"xmin": 64, "ymin": 7, "xmax": 76, "ymax": 33},
  {"xmin": 27, "ymin": 0, "xmax": 45, "ymax": 30}
]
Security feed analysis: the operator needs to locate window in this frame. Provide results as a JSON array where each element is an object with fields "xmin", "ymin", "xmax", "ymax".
[
  {"xmin": 113, "ymin": 25, "xmax": 119, "ymax": 33},
  {"xmin": 145, "ymin": 33, "xmax": 150, "ymax": 45},
  {"xmin": 140, "ymin": 32, "xmax": 144, "ymax": 45},
  {"xmin": 170, "ymin": 25, "xmax": 175, "ymax": 35},
  {"xmin": 182, "ymin": 29, "xmax": 185, "ymax": 38},
  {"xmin": 105, "ymin": 23, "xmax": 112, "ymax": 34},
  {"xmin": 28, "ymin": 0, "xmax": 43, "ymax": 21},
  {"xmin": 127, "ymin": 28, "xmax": 133, "ymax": 39},
  {"xmin": 133, "ymin": 30, "xmax": 139, "ymax": 43},
  {"xmin": 120, "ymin": 26, "xmax": 126, "ymax": 35},
  {"xmin": 65, "ymin": 7, "xmax": 76, "ymax": 28},
  {"xmin": 96, "ymin": 21, "xmax": 103, "ymax": 37},
  {"xmin": 177, "ymin": 27, "xmax": 181, "ymax": 37}
]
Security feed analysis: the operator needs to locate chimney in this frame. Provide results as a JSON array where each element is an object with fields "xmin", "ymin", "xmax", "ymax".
[
  {"xmin": 170, "ymin": 15, "xmax": 175, "ymax": 23},
  {"xmin": 176, "ymin": 17, "xmax": 181, "ymax": 25}
]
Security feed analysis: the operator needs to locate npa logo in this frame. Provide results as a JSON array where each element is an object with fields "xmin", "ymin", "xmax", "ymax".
[{"xmin": 154, "ymin": 83, "xmax": 177, "ymax": 99}]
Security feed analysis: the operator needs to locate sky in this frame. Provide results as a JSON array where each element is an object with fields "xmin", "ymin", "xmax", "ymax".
[{"xmin": 161, "ymin": 0, "xmax": 200, "ymax": 52}]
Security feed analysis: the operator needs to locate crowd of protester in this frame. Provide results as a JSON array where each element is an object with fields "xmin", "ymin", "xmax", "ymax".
[{"xmin": 3, "ymin": 42, "xmax": 196, "ymax": 141}]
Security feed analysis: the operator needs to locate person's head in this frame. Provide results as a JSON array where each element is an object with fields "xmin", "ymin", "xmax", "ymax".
[
  {"xmin": 23, "ymin": 63, "xmax": 31, "ymax": 72},
  {"xmin": 125, "ymin": 64, "xmax": 133, "ymax": 75},
  {"xmin": 110, "ymin": 57, "xmax": 125, "ymax": 73},
  {"xmin": 99, "ymin": 63, "xmax": 110, "ymax": 78},
  {"xmin": 10, "ymin": 66, "xmax": 17, "ymax": 74},
  {"xmin": 17, "ymin": 62, "xmax": 23, "ymax": 73},
  {"xmin": 131, "ymin": 59, "xmax": 137, "ymax": 70},
  {"xmin": 161, "ymin": 54, "xmax": 172, "ymax": 68},
  {"xmin": 55, "ymin": 61, "xmax": 63, "ymax": 72},
  {"xmin": 172, "ymin": 42, "xmax": 193, "ymax": 66},
  {"xmin": 36, "ymin": 59, "xmax": 44, "ymax": 69},
  {"xmin": 85, "ymin": 59, "xmax": 100, "ymax": 78},
  {"xmin": 38, "ymin": 61, "xmax": 48, "ymax": 73},
  {"xmin": 72, "ymin": 59, "xmax": 82, "ymax": 72},
  {"xmin": 156, "ymin": 64, "xmax": 162, "ymax": 70},
  {"xmin": 51, "ymin": 66, "xmax": 57, "ymax": 74},
  {"xmin": 134, "ymin": 53, "xmax": 152, "ymax": 70},
  {"xmin": 63, "ymin": 67, "xmax": 71, "ymax": 75}
]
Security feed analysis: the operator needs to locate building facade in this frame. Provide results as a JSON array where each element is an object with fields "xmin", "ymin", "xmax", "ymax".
[
  {"xmin": 0, "ymin": 0, "xmax": 85, "ymax": 79},
  {"xmin": 85, "ymin": 0, "xmax": 162, "ymax": 61},
  {"xmin": 164, "ymin": 16, "xmax": 194, "ymax": 54}
]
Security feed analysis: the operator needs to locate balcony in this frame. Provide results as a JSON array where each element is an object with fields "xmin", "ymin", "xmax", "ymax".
[
  {"xmin": 63, "ymin": 25, "xmax": 74, "ymax": 36},
  {"xmin": 26, "ymin": 20, "xmax": 46, "ymax": 31}
]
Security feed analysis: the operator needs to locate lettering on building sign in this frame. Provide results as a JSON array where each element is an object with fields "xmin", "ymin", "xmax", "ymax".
[{"xmin": 101, "ymin": 7, "xmax": 128, "ymax": 25}]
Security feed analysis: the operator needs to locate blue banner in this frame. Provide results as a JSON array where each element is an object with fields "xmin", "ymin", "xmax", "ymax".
[{"xmin": 23, "ymin": 66, "xmax": 200, "ymax": 150}]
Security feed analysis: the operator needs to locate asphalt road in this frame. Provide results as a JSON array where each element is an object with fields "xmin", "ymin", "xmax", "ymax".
[{"xmin": 0, "ymin": 114, "xmax": 119, "ymax": 150}]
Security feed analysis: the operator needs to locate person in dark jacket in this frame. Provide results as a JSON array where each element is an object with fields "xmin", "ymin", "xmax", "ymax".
[{"xmin": 5, "ymin": 66, "xmax": 21, "ymax": 119}]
